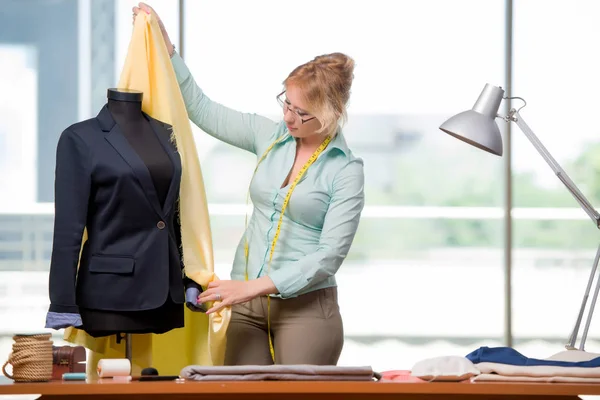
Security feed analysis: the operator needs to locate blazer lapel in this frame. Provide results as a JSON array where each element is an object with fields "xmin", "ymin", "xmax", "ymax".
[
  {"xmin": 146, "ymin": 116, "xmax": 182, "ymax": 215},
  {"xmin": 98, "ymin": 106, "xmax": 164, "ymax": 218}
]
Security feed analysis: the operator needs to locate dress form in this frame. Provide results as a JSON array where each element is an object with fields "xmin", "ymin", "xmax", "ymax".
[
  {"xmin": 79, "ymin": 88, "xmax": 184, "ymax": 347},
  {"xmin": 106, "ymin": 89, "xmax": 173, "ymax": 205}
]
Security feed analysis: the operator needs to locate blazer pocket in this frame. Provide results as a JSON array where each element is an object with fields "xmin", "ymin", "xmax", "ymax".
[{"xmin": 88, "ymin": 255, "xmax": 135, "ymax": 275}]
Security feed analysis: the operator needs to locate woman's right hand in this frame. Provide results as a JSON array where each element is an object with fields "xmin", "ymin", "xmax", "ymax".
[{"xmin": 132, "ymin": 2, "xmax": 174, "ymax": 56}]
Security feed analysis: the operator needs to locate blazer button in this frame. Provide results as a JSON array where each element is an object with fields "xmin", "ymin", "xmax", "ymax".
[{"xmin": 157, "ymin": 221, "xmax": 166, "ymax": 229}]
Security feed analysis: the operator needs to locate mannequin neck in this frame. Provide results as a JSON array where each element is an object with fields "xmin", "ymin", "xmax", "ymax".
[{"xmin": 107, "ymin": 99, "xmax": 143, "ymax": 125}]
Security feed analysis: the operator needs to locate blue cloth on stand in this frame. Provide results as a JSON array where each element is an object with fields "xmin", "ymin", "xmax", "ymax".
[{"xmin": 466, "ymin": 346, "xmax": 600, "ymax": 367}]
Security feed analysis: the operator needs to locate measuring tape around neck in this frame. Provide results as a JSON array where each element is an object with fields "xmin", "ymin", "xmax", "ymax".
[{"xmin": 243, "ymin": 133, "xmax": 332, "ymax": 362}]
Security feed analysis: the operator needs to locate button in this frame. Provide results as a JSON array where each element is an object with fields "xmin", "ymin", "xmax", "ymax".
[{"xmin": 157, "ymin": 221, "xmax": 166, "ymax": 229}]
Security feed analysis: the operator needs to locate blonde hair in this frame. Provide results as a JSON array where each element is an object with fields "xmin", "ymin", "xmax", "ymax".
[{"xmin": 283, "ymin": 52, "xmax": 355, "ymax": 134}]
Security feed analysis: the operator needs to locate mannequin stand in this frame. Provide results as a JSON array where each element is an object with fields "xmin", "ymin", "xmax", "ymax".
[{"xmin": 116, "ymin": 333, "xmax": 133, "ymax": 362}]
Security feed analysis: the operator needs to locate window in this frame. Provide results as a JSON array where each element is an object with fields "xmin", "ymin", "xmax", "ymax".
[
  {"xmin": 512, "ymin": 0, "xmax": 600, "ymax": 357},
  {"xmin": 183, "ymin": 0, "xmax": 506, "ymax": 371},
  {"xmin": 3, "ymin": 0, "xmax": 596, "ymax": 374}
]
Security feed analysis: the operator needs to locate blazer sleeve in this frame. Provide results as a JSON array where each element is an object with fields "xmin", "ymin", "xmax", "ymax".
[{"xmin": 47, "ymin": 128, "xmax": 92, "ymax": 315}]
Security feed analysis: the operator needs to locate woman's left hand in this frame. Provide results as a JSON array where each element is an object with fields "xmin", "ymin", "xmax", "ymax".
[{"xmin": 198, "ymin": 280, "xmax": 258, "ymax": 314}]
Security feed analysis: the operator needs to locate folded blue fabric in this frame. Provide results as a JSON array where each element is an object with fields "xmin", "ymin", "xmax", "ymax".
[{"xmin": 466, "ymin": 346, "xmax": 600, "ymax": 367}]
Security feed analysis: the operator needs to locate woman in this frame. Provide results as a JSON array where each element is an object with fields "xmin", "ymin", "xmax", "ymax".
[{"xmin": 133, "ymin": 3, "xmax": 365, "ymax": 366}]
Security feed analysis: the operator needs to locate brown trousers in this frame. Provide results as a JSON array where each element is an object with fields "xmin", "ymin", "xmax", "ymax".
[{"xmin": 224, "ymin": 287, "xmax": 344, "ymax": 365}]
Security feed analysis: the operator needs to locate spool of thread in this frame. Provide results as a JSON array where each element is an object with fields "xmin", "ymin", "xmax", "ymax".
[
  {"xmin": 1, "ymin": 333, "xmax": 53, "ymax": 382},
  {"xmin": 97, "ymin": 358, "xmax": 131, "ymax": 378}
]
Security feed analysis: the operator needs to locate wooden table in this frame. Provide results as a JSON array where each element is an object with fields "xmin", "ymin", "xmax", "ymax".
[{"xmin": 1, "ymin": 379, "xmax": 600, "ymax": 400}]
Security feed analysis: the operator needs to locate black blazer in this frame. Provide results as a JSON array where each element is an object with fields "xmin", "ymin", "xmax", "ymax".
[{"xmin": 48, "ymin": 105, "xmax": 187, "ymax": 315}]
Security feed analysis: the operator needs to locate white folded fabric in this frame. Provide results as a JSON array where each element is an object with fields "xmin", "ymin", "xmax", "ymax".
[
  {"xmin": 474, "ymin": 373, "xmax": 600, "ymax": 383},
  {"xmin": 475, "ymin": 362, "xmax": 600, "ymax": 379},
  {"xmin": 410, "ymin": 355, "xmax": 480, "ymax": 382}
]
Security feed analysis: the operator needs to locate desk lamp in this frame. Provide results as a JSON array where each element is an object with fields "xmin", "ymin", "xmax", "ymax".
[{"xmin": 439, "ymin": 83, "xmax": 600, "ymax": 351}]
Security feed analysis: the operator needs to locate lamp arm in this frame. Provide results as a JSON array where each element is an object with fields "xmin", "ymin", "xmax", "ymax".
[
  {"xmin": 508, "ymin": 109, "xmax": 600, "ymax": 228},
  {"xmin": 508, "ymin": 109, "xmax": 600, "ymax": 351}
]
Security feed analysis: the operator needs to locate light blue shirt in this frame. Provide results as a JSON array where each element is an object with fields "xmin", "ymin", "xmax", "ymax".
[{"xmin": 171, "ymin": 53, "xmax": 365, "ymax": 299}]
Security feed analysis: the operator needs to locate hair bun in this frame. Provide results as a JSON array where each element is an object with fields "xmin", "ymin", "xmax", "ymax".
[{"xmin": 314, "ymin": 52, "xmax": 355, "ymax": 83}]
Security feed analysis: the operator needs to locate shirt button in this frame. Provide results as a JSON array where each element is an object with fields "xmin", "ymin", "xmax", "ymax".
[{"xmin": 157, "ymin": 221, "xmax": 166, "ymax": 229}]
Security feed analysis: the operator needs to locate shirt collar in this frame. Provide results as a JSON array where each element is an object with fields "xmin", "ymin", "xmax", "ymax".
[
  {"xmin": 329, "ymin": 127, "xmax": 350, "ymax": 156},
  {"xmin": 281, "ymin": 125, "xmax": 349, "ymax": 157}
]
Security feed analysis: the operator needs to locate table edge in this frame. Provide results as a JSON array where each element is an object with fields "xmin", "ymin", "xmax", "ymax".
[{"xmin": 1, "ymin": 381, "xmax": 600, "ymax": 396}]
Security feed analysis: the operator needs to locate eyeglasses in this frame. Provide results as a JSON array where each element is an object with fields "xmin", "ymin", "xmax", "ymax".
[{"xmin": 276, "ymin": 91, "xmax": 316, "ymax": 124}]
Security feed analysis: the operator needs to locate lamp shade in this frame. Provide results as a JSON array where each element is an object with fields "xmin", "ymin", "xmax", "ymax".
[{"xmin": 439, "ymin": 83, "xmax": 505, "ymax": 156}]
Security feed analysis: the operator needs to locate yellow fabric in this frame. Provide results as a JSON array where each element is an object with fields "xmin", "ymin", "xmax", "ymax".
[{"xmin": 63, "ymin": 11, "xmax": 230, "ymax": 376}]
